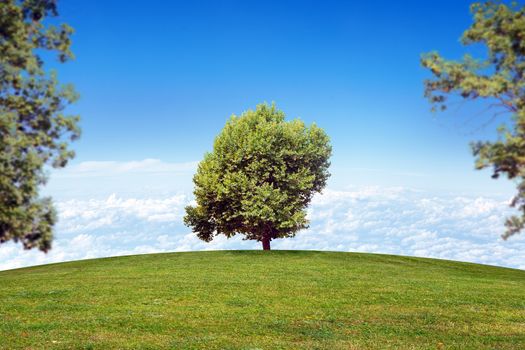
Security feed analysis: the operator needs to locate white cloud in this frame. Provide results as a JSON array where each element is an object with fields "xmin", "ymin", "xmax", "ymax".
[
  {"xmin": 43, "ymin": 159, "xmax": 199, "ymax": 200},
  {"xmin": 286, "ymin": 188, "xmax": 524, "ymax": 269},
  {"xmin": 0, "ymin": 187, "xmax": 524, "ymax": 271},
  {"xmin": 53, "ymin": 159, "xmax": 198, "ymax": 177}
]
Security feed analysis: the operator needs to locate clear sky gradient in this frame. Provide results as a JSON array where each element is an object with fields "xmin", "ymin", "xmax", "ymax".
[{"xmin": 46, "ymin": 0, "xmax": 515, "ymax": 195}]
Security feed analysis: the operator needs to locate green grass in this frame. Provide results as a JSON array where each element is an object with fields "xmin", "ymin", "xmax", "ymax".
[{"xmin": 0, "ymin": 251, "xmax": 524, "ymax": 349}]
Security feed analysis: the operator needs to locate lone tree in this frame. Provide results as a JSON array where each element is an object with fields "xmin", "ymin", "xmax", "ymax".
[
  {"xmin": 422, "ymin": 1, "xmax": 525, "ymax": 239},
  {"xmin": 0, "ymin": 0, "xmax": 80, "ymax": 251},
  {"xmin": 184, "ymin": 103, "xmax": 331, "ymax": 250}
]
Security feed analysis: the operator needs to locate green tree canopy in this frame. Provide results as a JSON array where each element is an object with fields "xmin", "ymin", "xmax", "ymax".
[
  {"xmin": 184, "ymin": 103, "xmax": 331, "ymax": 250},
  {"xmin": 0, "ymin": 0, "xmax": 80, "ymax": 251},
  {"xmin": 422, "ymin": 1, "xmax": 525, "ymax": 239}
]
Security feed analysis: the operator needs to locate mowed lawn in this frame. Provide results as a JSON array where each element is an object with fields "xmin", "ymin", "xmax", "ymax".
[{"xmin": 0, "ymin": 251, "xmax": 524, "ymax": 349}]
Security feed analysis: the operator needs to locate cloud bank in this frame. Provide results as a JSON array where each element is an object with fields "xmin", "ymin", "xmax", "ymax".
[{"xmin": 1, "ymin": 186, "xmax": 523, "ymax": 271}]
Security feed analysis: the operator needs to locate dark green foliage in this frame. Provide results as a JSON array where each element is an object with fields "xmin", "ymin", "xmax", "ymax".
[
  {"xmin": 0, "ymin": 0, "xmax": 80, "ymax": 251},
  {"xmin": 184, "ymin": 103, "xmax": 331, "ymax": 249},
  {"xmin": 422, "ymin": 1, "xmax": 525, "ymax": 238}
]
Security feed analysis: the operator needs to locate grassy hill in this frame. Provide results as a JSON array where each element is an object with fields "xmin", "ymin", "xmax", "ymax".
[{"xmin": 0, "ymin": 251, "xmax": 524, "ymax": 349}]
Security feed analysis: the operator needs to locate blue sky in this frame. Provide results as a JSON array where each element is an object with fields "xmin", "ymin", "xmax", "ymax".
[
  {"xmin": 47, "ymin": 0, "xmax": 514, "ymax": 195},
  {"xmin": 2, "ymin": 0, "xmax": 524, "ymax": 270}
]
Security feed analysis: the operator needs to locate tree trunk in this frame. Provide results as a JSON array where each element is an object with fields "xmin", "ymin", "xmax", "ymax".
[{"xmin": 262, "ymin": 236, "xmax": 271, "ymax": 250}]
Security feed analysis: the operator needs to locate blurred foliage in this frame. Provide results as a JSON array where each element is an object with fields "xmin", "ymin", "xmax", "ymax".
[
  {"xmin": 422, "ymin": 1, "xmax": 525, "ymax": 238},
  {"xmin": 0, "ymin": 0, "xmax": 80, "ymax": 251}
]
